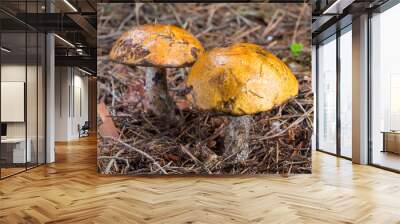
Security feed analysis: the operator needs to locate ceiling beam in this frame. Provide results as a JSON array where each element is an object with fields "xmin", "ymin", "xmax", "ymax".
[
  {"xmin": 66, "ymin": 12, "xmax": 96, "ymax": 47},
  {"xmin": 322, "ymin": 0, "xmax": 355, "ymax": 14},
  {"xmin": 55, "ymin": 55, "xmax": 96, "ymax": 72}
]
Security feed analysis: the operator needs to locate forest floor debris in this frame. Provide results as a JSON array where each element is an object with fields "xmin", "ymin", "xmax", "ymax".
[{"xmin": 97, "ymin": 3, "xmax": 312, "ymax": 175}]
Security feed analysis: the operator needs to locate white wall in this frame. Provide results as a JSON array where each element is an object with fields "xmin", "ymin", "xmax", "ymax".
[
  {"xmin": 1, "ymin": 63, "xmax": 46, "ymax": 164},
  {"xmin": 1, "ymin": 65, "xmax": 26, "ymax": 138},
  {"xmin": 54, "ymin": 66, "xmax": 89, "ymax": 141},
  {"xmin": 71, "ymin": 73, "xmax": 89, "ymax": 138},
  {"xmin": 55, "ymin": 66, "xmax": 69, "ymax": 141},
  {"xmin": 1, "ymin": 65, "xmax": 35, "ymax": 138}
]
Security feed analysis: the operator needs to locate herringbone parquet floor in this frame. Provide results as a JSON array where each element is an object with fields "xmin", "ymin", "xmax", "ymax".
[{"xmin": 1, "ymin": 136, "xmax": 400, "ymax": 224}]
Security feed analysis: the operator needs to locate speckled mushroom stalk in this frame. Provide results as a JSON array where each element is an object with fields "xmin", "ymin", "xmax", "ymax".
[
  {"xmin": 187, "ymin": 43, "xmax": 299, "ymax": 162},
  {"xmin": 144, "ymin": 67, "xmax": 175, "ymax": 119},
  {"xmin": 225, "ymin": 115, "xmax": 251, "ymax": 161},
  {"xmin": 109, "ymin": 24, "xmax": 204, "ymax": 121}
]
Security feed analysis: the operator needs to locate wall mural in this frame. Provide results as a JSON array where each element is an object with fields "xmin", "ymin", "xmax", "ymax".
[{"xmin": 97, "ymin": 3, "xmax": 313, "ymax": 175}]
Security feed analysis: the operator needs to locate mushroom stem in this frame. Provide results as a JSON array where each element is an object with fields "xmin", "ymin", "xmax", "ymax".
[
  {"xmin": 144, "ymin": 67, "xmax": 175, "ymax": 120},
  {"xmin": 224, "ymin": 115, "xmax": 251, "ymax": 162}
]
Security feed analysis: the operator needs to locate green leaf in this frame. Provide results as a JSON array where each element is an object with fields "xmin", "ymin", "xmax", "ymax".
[{"xmin": 290, "ymin": 43, "xmax": 304, "ymax": 57}]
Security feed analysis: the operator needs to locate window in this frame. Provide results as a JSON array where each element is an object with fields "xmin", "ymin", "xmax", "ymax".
[
  {"xmin": 339, "ymin": 27, "xmax": 352, "ymax": 158},
  {"xmin": 317, "ymin": 36, "xmax": 337, "ymax": 154},
  {"xmin": 0, "ymin": 1, "xmax": 47, "ymax": 179},
  {"xmin": 370, "ymin": 3, "xmax": 400, "ymax": 171}
]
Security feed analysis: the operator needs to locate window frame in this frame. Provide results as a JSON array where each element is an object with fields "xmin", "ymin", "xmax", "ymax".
[{"xmin": 315, "ymin": 23, "xmax": 353, "ymax": 160}]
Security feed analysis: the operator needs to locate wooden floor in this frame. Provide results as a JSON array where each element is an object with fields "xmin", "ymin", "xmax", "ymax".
[
  {"xmin": 0, "ymin": 167, "xmax": 26, "ymax": 178},
  {"xmin": 1, "ymin": 136, "xmax": 400, "ymax": 223}
]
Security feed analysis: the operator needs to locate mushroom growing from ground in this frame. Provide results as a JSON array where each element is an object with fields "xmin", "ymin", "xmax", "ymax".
[
  {"xmin": 186, "ymin": 43, "xmax": 298, "ymax": 161},
  {"xmin": 109, "ymin": 24, "xmax": 204, "ymax": 120}
]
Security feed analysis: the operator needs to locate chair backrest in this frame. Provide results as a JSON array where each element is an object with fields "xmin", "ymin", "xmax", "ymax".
[{"xmin": 82, "ymin": 121, "xmax": 90, "ymax": 129}]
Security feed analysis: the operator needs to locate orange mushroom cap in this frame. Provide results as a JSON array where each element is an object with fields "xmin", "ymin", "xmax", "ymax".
[
  {"xmin": 109, "ymin": 24, "xmax": 204, "ymax": 68},
  {"xmin": 186, "ymin": 43, "xmax": 299, "ymax": 116}
]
